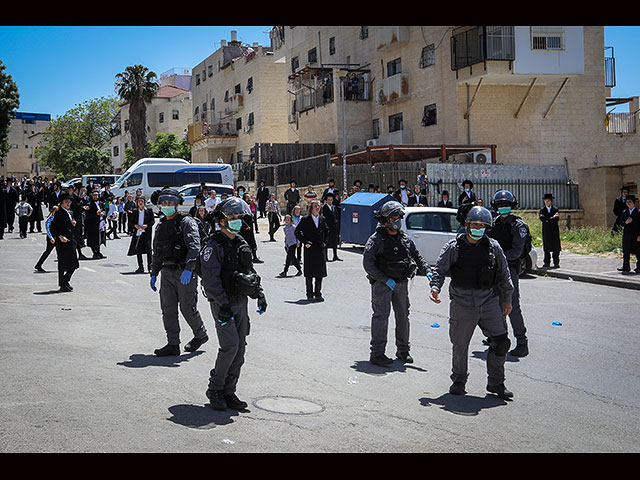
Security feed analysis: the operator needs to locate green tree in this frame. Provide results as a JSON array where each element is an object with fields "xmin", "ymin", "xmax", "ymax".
[
  {"xmin": 114, "ymin": 65, "xmax": 159, "ymax": 162},
  {"xmin": 36, "ymin": 96, "xmax": 119, "ymax": 178},
  {"xmin": 147, "ymin": 132, "xmax": 191, "ymax": 161},
  {"xmin": 0, "ymin": 60, "xmax": 20, "ymax": 161}
]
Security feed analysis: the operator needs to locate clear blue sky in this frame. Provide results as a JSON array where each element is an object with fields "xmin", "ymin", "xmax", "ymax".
[{"xmin": 0, "ymin": 26, "xmax": 638, "ymax": 119}]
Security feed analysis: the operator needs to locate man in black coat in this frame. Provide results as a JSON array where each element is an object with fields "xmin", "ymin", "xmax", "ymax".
[
  {"xmin": 85, "ymin": 190, "xmax": 106, "ymax": 259},
  {"xmin": 25, "ymin": 181, "xmax": 44, "ymax": 233},
  {"xmin": 321, "ymin": 192, "xmax": 341, "ymax": 261},
  {"xmin": 437, "ymin": 190, "xmax": 454, "ymax": 208},
  {"xmin": 295, "ymin": 200, "xmax": 329, "ymax": 301},
  {"xmin": 539, "ymin": 193, "xmax": 561, "ymax": 268},
  {"xmin": 284, "ymin": 180, "xmax": 300, "ymax": 215},
  {"xmin": 0, "ymin": 180, "xmax": 7, "ymax": 240},
  {"xmin": 321, "ymin": 179, "xmax": 341, "ymax": 206},
  {"xmin": 127, "ymin": 196, "xmax": 155, "ymax": 273},
  {"xmin": 50, "ymin": 193, "xmax": 79, "ymax": 292},
  {"xmin": 618, "ymin": 194, "xmax": 640, "ymax": 273},
  {"xmin": 612, "ymin": 186, "xmax": 630, "ymax": 232},
  {"xmin": 4, "ymin": 179, "xmax": 19, "ymax": 233},
  {"xmin": 256, "ymin": 180, "xmax": 269, "ymax": 218},
  {"xmin": 458, "ymin": 179, "xmax": 477, "ymax": 207}
]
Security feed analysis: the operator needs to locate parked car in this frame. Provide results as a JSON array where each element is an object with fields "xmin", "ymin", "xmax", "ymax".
[
  {"xmin": 60, "ymin": 177, "xmax": 82, "ymax": 189},
  {"xmin": 401, "ymin": 206, "xmax": 536, "ymax": 275},
  {"xmin": 147, "ymin": 183, "xmax": 235, "ymax": 214}
]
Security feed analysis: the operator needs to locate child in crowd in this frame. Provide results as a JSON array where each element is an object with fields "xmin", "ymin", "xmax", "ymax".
[{"xmin": 278, "ymin": 214, "xmax": 302, "ymax": 277}]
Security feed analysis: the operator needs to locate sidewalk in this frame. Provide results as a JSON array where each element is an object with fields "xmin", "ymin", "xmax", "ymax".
[{"xmin": 530, "ymin": 247, "xmax": 640, "ymax": 290}]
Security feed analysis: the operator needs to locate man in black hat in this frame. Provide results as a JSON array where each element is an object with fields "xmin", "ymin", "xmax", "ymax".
[
  {"xmin": 458, "ymin": 180, "xmax": 476, "ymax": 206},
  {"xmin": 49, "ymin": 193, "xmax": 79, "ymax": 292},
  {"xmin": 618, "ymin": 194, "xmax": 640, "ymax": 273},
  {"xmin": 612, "ymin": 186, "xmax": 630, "ymax": 232},
  {"xmin": 539, "ymin": 193, "xmax": 561, "ymax": 268},
  {"xmin": 393, "ymin": 179, "xmax": 410, "ymax": 206},
  {"xmin": 438, "ymin": 190, "xmax": 453, "ymax": 208}
]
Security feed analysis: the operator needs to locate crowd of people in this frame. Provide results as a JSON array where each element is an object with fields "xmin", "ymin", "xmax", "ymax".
[{"xmin": 1, "ymin": 169, "xmax": 638, "ymax": 409}]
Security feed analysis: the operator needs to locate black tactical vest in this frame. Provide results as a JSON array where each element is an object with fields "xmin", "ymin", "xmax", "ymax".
[
  {"xmin": 375, "ymin": 229, "xmax": 417, "ymax": 281},
  {"xmin": 155, "ymin": 214, "xmax": 187, "ymax": 266},
  {"xmin": 489, "ymin": 216, "xmax": 514, "ymax": 251},
  {"xmin": 450, "ymin": 235, "xmax": 497, "ymax": 289},
  {"xmin": 211, "ymin": 231, "xmax": 257, "ymax": 296}
]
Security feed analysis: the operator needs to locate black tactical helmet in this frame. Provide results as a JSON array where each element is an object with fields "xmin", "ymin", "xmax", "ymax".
[
  {"xmin": 465, "ymin": 206, "xmax": 493, "ymax": 226},
  {"xmin": 374, "ymin": 200, "xmax": 405, "ymax": 222},
  {"xmin": 157, "ymin": 188, "xmax": 184, "ymax": 205},
  {"xmin": 213, "ymin": 196, "xmax": 251, "ymax": 220},
  {"xmin": 491, "ymin": 190, "xmax": 518, "ymax": 209}
]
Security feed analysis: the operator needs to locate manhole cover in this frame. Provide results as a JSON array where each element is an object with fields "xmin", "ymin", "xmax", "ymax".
[{"xmin": 252, "ymin": 396, "xmax": 324, "ymax": 415}]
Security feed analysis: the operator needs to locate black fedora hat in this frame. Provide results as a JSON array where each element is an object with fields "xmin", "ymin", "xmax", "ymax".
[
  {"xmin": 462, "ymin": 179, "xmax": 474, "ymax": 188},
  {"xmin": 543, "ymin": 193, "xmax": 554, "ymax": 200}
]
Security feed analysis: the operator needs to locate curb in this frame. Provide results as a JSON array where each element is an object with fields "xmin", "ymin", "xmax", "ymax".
[{"xmin": 530, "ymin": 267, "xmax": 640, "ymax": 291}]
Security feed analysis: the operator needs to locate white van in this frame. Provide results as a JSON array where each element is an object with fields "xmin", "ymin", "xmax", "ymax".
[{"xmin": 109, "ymin": 158, "xmax": 233, "ymax": 198}]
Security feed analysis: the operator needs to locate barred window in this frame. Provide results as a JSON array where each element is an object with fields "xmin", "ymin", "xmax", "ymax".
[
  {"xmin": 422, "ymin": 104, "xmax": 437, "ymax": 127},
  {"xmin": 531, "ymin": 26, "xmax": 564, "ymax": 50},
  {"xmin": 420, "ymin": 44, "xmax": 435, "ymax": 68}
]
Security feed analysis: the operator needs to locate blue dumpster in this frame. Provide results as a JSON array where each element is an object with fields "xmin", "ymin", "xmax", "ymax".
[{"xmin": 340, "ymin": 192, "xmax": 395, "ymax": 246}]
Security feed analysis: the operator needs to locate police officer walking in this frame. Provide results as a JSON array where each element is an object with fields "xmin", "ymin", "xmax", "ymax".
[
  {"xmin": 488, "ymin": 190, "xmax": 530, "ymax": 358},
  {"xmin": 149, "ymin": 188, "xmax": 208, "ymax": 356},
  {"xmin": 429, "ymin": 206, "xmax": 514, "ymax": 400},
  {"xmin": 199, "ymin": 197, "xmax": 268, "ymax": 411},
  {"xmin": 363, "ymin": 201, "xmax": 432, "ymax": 366}
]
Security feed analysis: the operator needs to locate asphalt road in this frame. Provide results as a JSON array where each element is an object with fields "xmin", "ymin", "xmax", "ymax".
[{"xmin": 1, "ymin": 216, "xmax": 639, "ymax": 453}]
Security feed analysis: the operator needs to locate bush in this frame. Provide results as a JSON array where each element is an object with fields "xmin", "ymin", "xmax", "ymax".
[{"xmin": 518, "ymin": 212, "xmax": 623, "ymax": 256}]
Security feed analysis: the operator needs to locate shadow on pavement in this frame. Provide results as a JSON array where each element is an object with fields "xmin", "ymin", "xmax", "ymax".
[
  {"xmin": 117, "ymin": 351, "xmax": 205, "ymax": 368},
  {"xmin": 419, "ymin": 393, "xmax": 508, "ymax": 415},
  {"xmin": 167, "ymin": 403, "xmax": 240, "ymax": 429}
]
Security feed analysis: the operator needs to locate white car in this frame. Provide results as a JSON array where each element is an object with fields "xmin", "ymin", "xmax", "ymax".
[
  {"xmin": 147, "ymin": 183, "xmax": 236, "ymax": 214},
  {"xmin": 401, "ymin": 206, "xmax": 536, "ymax": 275}
]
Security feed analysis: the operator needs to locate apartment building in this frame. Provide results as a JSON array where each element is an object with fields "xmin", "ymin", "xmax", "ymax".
[
  {"xmin": 188, "ymin": 30, "xmax": 289, "ymax": 164},
  {"xmin": 270, "ymin": 26, "xmax": 640, "ymax": 226},
  {"xmin": 1, "ymin": 112, "xmax": 52, "ymax": 178},
  {"xmin": 110, "ymin": 71, "xmax": 192, "ymax": 173}
]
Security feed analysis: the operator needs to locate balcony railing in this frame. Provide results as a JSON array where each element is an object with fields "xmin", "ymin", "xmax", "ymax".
[
  {"xmin": 451, "ymin": 26, "xmax": 515, "ymax": 71},
  {"xmin": 606, "ymin": 112, "xmax": 637, "ymax": 134}
]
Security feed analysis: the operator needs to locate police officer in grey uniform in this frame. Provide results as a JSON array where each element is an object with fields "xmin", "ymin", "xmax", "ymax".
[
  {"xmin": 429, "ymin": 206, "xmax": 515, "ymax": 400},
  {"xmin": 363, "ymin": 201, "xmax": 432, "ymax": 366},
  {"xmin": 488, "ymin": 190, "xmax": 529, "ymax": 357},
  {"xmin": 149, "ymin": 188, "xmax": 208, "ymax": 356},
  {"xmin": 199, "ymin": 197, "xmax": 268, "ymax": 411}
]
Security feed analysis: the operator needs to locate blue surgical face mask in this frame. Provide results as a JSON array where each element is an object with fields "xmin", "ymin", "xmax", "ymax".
[
  {"xmin": 227, "ymin": 219, "xmax": 243, "ymax": 233},
  {"xmin": 400, "ymin": 185, "xmax": 406, "ymax": 189},
  {"xmin": 469, "ymin": 227, "xmax": 485, "ymax": 239},
  {"xmin": 465, "ymin": 188, "xmax": 470, "ymax": 192},
  {"xmin": 498, "ymin": 206, "xmax": 511, "ymax": 216},
  {"xmin": 161, "ymin": 206, "xmax": 176, "ymax": 216}
]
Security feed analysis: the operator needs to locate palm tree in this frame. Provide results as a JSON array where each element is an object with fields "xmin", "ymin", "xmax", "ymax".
[{"xmin": 114, "ymin": 65, "xmax": 159, "ymax": 161}]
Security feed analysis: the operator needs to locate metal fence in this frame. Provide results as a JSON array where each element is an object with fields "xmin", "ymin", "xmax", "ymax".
[{"xmin": 329, "ymin": 161, "xmax": 579, "ymax": 209}]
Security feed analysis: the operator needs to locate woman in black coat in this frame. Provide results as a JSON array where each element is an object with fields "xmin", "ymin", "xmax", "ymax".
[
  {"xmin": 295, "ymin": 200, "xmax": 329, "ymax": 301},
  {"xmin": 539, "ymin": 193, "xmax": 562, "ymax": 268},
  {"xmin": 127, "ymin": 196, "xmax": 155, "ymax": 273},
  {"xmin": 50, "ymin": 194, "xmax": 79, "ymax": 292}
]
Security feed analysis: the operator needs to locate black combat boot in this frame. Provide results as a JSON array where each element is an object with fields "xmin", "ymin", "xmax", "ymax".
[
  {"xmin": 184, "ymin": 335, "xmax": 209, "ymax": 352},
  {"xmin": 370, "ymin": 354, "xmax": 394, "ymax": 366},
  {"xmin": 449, "ymin": 381, "xmax": 466, "ymax": 395},
  {"xmin": 224, "ymin": 392, "xmax": 248, "ymax": 410},
  {"xmin": 206, "ymin": 389, "xmax": 227, "ymax": 411},
  {"xmin": 396, "ymin": 351, "xmax": 414, "ymax": 364},
  {"xmin": 154, "ymin": 344, "xmax": 180, "ymax": 357},
  {"xmin": 487, "ymin": 383, "xmax": 514, "ymax": 400},
  {"xmin": 509, "ymin": 341, "xmax": 529, "ymax": 357}
]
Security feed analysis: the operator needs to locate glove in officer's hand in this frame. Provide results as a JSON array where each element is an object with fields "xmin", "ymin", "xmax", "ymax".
[
  {"xmin": 218, "ymin": 304, "xmax": 233, "ymax": 325},
  {"xmin": 180, "ymin": 269, "xmax": 192, "ymax": 285},
  {"xmin": 150, "ymin": 275, "xmax": 157, "ymax": 292},
  {"xmin": 385, "ymin": 278, "xmax": 396, "ymax": 291},
  {"xmin": 427, "ymin": 272, "xmax": 433, "ymax": 281},
  {"xmin": 257, "ymin": 294, "xmax": 268, "ymax": 314}
]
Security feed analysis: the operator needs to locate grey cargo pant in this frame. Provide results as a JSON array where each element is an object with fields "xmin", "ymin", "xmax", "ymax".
[
  {"xmin": 370, "ymin": 279, "xmax": 410, "ymax": 357},
  {"xmin": 508, "ymin": 266, "xmax": 527, "ymax": 345},
  {"xmin": 159, "ymin": 267, "xmax": 207, "ymax": 345},
  {"xmin": 449, "ymin": 299, "xmax": 508, "ymax": 387},
  {"xmin": 208, "ymin": 296, "xmax": 250, "ymax": 395}
]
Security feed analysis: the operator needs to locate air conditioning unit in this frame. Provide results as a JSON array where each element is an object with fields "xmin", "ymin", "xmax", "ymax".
[
  {"xmin": 365, "ymin": 139, "xmax": 379, "ymax": 147},
  {"xmin": 472, "ymin": 151, "xmax": 491, "ymax": 164}
]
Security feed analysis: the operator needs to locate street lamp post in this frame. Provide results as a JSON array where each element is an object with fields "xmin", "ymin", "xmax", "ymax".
[{"xmin": 337, "ymin": 70, "xmax": 348, "ymax": 195}]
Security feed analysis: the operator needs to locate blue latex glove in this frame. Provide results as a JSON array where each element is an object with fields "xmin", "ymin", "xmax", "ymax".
[
  {"xmin": 150, "ymin": 275, "xmax": 157, "ymax": 292},
  {"xmin": 180, "ymin": 269, "xmax": 192, "ymax": 285},
  {"xmin": 427, "ymin": 272, "xmax": 433, "ymax": 281},
  {"xmin": 385, "ymin": 278, "xmax": 396, "ymax": 290}
]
